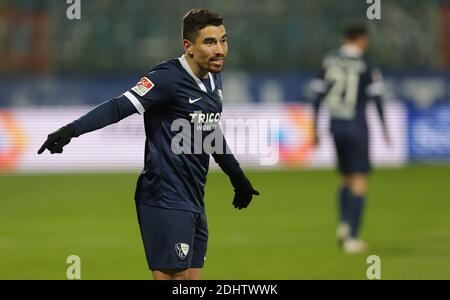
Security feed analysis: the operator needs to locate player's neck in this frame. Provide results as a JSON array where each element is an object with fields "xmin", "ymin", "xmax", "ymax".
[
  {"xmin": 341, "ymin": 43, "xmax": 363, "ymax": 57},
  {"xmin": 184, "ymin": 55, "xmax": 209, "ymax": 79}
]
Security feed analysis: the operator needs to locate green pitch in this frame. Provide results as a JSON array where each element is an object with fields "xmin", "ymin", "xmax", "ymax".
[{"xmin": 1, "ymin": 165, "xmax": 449, "ymax": 279}]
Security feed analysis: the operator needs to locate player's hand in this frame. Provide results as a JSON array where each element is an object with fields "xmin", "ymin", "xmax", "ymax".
[
  {"xmin": 230, "ymin": 172, "xmax": 260, "ymax": 209},
  {"xmin": 37, "ymin": 124, "xmax": 75, "ymax": 154}
]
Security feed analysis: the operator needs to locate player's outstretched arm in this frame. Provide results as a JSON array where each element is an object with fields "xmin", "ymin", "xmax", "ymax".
[
  {"xmin": 374, "ymin": 96, "xmax": 391, "ymax": 145},
  {"xmin": 309, "ymin": 77, "xmax": 328, "ymax": 147},
  {"xmin": 37, "ymin": 123, "xmax": 75, "ymax": 154},
  {"xmin": 368, "ymin": 67, "xmax": 391, "ymax": 145},
  {"xmin": 312, "ymin": 97, "xmax": 322, "ymax": 146},
  {"xmin": 211, "ymin": 128, "xmax": 260, "ymax": 209},
  {"xmin": 37, "ymin": 96, "xmax": 138, "ymax": 154}
]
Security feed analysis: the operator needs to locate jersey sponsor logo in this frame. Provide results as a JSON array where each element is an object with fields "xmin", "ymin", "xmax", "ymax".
[
  {"xmin": 189, "ymin": 97, "xmax": 203, "ymax": 104},
  {"xmin": 175, "ymin": 243, "xmax": 189, "ymax": 260},
  {"xmin": 189, "ymin": 111, "xmax": 221, "ymax": 131},
  {"xmin": 132, "ymin": 77, "xmax": 155, "ymax": 96}
]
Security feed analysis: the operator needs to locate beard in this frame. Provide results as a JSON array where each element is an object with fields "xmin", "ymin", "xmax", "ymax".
[{"xmin": 206, "ymin": 58, "xmax": 225, "ymax": 73}]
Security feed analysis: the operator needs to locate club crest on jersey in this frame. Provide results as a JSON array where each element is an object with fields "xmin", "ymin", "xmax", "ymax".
[
  {"xmin": 132, "ymin": 77, "xmax": 155, "ymax": 96},
  {"xmin": 175, "ymin": 243, "xmax": 189, "ymax": 260},
  {"xmin": 217, "ymin": 89, "xmax": 223, "ymax": 101}
]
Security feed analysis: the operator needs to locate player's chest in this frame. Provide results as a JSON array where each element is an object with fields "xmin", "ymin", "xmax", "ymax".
[{"xmin": 171, "ymin": 86, "xmax": 223, "ymax": 117}]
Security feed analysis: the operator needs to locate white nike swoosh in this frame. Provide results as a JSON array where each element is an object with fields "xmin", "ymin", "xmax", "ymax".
[{"xmin": 189, "ymin": 97, "xmax": 202, "ymax": 104}]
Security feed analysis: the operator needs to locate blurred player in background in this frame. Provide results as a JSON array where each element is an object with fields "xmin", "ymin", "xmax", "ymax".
[
  {"xmin": 310, "ymin": 24, "xmax": 390, "ymax": 254},
  {"xmin": 37, "ymin": 9, "xmax": 259, "ymax": 279}
]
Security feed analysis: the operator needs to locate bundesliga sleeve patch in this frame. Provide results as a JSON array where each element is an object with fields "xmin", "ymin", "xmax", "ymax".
[{"xmin": 132, "ymin": 77, "xmax": 155, "ymax": 96}]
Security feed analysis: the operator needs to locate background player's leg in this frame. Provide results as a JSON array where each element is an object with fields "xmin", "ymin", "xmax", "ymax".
[
  {"xmin": 342, "ymin": 173, "xmax": 369, "ymax": 253},
  {"xmin": 152, "ymin": 269, "xmax": 190, "ymax": 280},
  {"xmin": 348, "ymin": 173, "xmax": 368, "ymax": 238},
  {"xmin": 187, "ymin": 268, "xmax": 202, "ymax": 280},
  {"xmin": 337, "ymin": 176, "xmax": 352, "ymax": 244},
  {"xmin": 339, "ymin": 176, "xmax": 352, "ymax": 222}
]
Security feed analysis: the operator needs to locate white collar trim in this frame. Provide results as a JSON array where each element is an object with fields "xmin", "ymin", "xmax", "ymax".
[{"xmin": 178, "ymin": 54, "xmax": 215, "ymax": 92}]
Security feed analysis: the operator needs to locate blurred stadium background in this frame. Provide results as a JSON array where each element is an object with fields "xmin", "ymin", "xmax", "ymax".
[{"xmin": 1, "ymin": 0, "xmax": 450, "ymax": 279}]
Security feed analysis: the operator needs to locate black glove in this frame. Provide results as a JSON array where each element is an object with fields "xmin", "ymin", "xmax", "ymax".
[
  {"xmin": 230, "ymin": 172, "xmax": 260, "ymax": 210},
  {"xmin": 37, "ymin": 124, "xmax": 75, "ymax": 154}
]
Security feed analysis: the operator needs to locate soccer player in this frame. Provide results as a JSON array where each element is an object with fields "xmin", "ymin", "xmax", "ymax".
[
  {"xmin": 37, "ymin": 9, "xmax": 259, "ymax": 279},
  {"xmin": 310, "ymin": 24, "xmax": 390, "ymax": 254}
]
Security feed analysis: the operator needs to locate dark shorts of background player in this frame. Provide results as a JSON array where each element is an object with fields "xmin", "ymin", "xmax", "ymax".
[
  {"xmin": 332, "ymin": 133, "xmax": 371, "ymax": 175},
  {"xmin": 135, "ymin": 203, "xmax": 208, "ymax": 271}
]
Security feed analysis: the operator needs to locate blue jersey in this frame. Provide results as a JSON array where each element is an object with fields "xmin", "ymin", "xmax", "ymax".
[
  {"xmin": 72, "ymin": 55, "xmax": 242, "ymax": 213},
  {"xmin": 124, "ymin": 55, "xmax": 226, "ymax": 213},
  {"xmin": 311, "ymin": 45, "xmax": 385, "ymax": 137}
]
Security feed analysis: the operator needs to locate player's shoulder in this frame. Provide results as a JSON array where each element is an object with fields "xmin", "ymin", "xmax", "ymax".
[
  {"xmin": 362, "ymin": 55, "xmax": 377, "ymax": 69},
  {"xmin": 321, "ymin": 48, "xmax": 341, "ymax": 68},
  {"xmin": 137, "ymin": 58, "xmax": 183, "ymax": 89},
  {"xmin": 363, "ymin": 56, "xmax": 383, "ymax": 81},
  {"xmin": 129, "ymin": 59, "xmax": 181, "ymax": 98},
  {"xmin": 144, "ymin": 59, "xmax": 179, "ymax": 76},
  {"xmin": 361, "ymin": 54, "xmax": 383, "ymax": 75},
  {"xmin": 361, "ymin": 52, "xmax": 371, "ymax": 61},
  {"xmin": 324, "ymin": 48, "xmax": 341, "ymax": 59}
]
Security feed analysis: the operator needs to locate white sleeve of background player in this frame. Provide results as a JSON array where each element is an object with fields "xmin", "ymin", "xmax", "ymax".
[
  {"xmin": 366, "ymin": 68, "xmax": 385, "ymax": 97},
  {"xmin": 310, "ymin": 78, "xmax": 328, "ymax": 94},
  {"xmin": 309, "ymin": 65, "xmax": 327, "ymax": 97}
]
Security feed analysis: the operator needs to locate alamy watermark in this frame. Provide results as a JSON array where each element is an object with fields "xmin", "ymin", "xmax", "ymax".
[
  {"xmin": 366, "ymin": 0, "xmax": 381, "ymax": 20},
  {"xmin": 170, "ymin": 117, "xmax": 280, "ymax": 166},
  {"xmin": 66, "ymin": 255, "xmax": 81, "ymax": 279},
  {"xmin": 66, "ymin": 0, "xmax": 81, "ymax": 20},
  {"xmin": 366, "ymin": 255, "xmax": 381, "ymax": 279}
]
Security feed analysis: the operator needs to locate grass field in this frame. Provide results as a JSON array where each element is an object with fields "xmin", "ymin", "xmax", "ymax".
[{"xmin": 1, "ymin": 165, "xmax": 450, "ymax": 279}]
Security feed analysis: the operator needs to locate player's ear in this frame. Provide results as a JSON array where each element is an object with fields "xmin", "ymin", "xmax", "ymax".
[{"xmin": 183, "ymin": 39, "xmax": 194, "ymax": 58}]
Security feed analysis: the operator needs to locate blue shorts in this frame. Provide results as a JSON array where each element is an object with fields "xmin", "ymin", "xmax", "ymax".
[
  {"xmin": 135, "ymin": 203, "xmax": 208, "ymax": 270},
  {"xmin": 332, "ymin": 133, "xmax": 371, "ymax": 175}
]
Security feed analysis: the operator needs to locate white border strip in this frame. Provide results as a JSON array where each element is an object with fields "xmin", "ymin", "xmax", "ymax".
[{"xmin": 123, "ymin": 91, "xmax": 146, "ymax": 114}]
